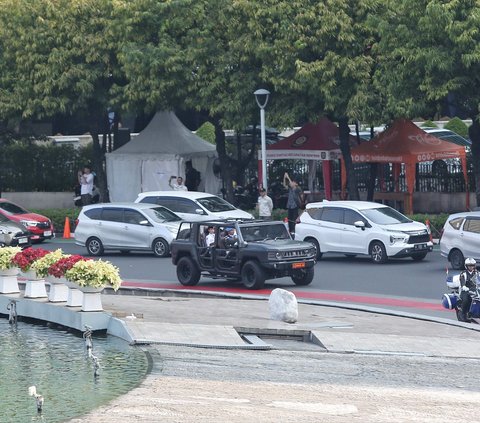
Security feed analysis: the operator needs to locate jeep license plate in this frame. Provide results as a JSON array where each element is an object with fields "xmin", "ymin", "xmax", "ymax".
[
  {"xmin": 44, "ymin": 231, "xmax": 52, "ymax": 237},
  {"xmin": 292, "ymin": 262, "xmax": 305, "ymax": 269},
  {"xmin": 414, "ymin": 243, "xmax": 427, "ymax": 250},
  {"xmin": 18, "ymin": 237, "xmax": 28, "ymax": 244}
]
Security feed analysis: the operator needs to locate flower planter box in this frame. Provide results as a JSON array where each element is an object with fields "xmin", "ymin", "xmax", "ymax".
[
  {"xmin": 23, "ymin": 270, "xmax": 47, "ymax": 298},
  {"xmin": 63, "ymin": 280, "xmax": 83, "ymax": 307},
  {"xmin": 46, "ymin": 276, "xmax": 68, "ymax": 302},
  {"xmin": 0, "ymin": 268, "xmax": 20, "ymax": 294}
]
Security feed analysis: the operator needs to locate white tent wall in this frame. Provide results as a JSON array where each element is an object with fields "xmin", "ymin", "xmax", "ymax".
[{"xmin": 106, "ymin": 111, "xmax": 220, "ymax": 201}]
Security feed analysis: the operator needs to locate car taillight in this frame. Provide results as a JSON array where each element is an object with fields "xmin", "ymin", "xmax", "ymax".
[
  {"xmin": 75, "ymin": 219, "xmax": 79, "ymax": 226},
  {"xmin": 295, "ymin": 217, "xmax": 301, "ymax": 224}
]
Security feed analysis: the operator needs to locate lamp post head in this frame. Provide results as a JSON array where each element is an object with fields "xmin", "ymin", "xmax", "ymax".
[{"xmin": 254, "ymin": 89, "xmax": 270, "ymax": 109}]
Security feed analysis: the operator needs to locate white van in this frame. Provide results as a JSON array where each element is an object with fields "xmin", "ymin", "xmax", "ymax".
[
  {"xmin": 134, "ymin": 191, "xmax": 254, "ymax": 221},
  {"xmin": 295, "ymin": 200, "xmax": 433, "ymax": 263}
]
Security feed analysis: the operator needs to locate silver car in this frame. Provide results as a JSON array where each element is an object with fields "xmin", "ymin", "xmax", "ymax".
[
  {"xmin": 74, "ymin": 203, "xmax": 181, "ymax": 257},
  {"xmin": 440, "ymin": 211, "xmax": 480, "ymax": 269},
  {"xmin": 0, "ymin": 214, "xmax": 31, "ymax": 248}
]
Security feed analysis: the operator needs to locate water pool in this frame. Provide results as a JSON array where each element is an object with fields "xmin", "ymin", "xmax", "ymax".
[{"xmin": 0, "ymin": 318, "xmax": 149, "ymax": 422}]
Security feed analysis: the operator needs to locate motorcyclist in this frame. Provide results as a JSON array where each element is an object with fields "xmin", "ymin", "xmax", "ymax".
[{"xmin": 459, "ymin": 257, "xmax": 478, "ymax": 322}]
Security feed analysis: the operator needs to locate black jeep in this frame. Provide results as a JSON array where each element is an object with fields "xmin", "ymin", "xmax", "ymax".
[{"xmin": 171, "ymin": 220, "xmax": 316, "ymax": 290}]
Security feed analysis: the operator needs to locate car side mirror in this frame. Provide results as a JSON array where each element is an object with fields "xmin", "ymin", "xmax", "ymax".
[
  {"xmin": 139, "ymin": 220, "xmax": 151, "ymax": 226},
  {"xmin": 195, "ymin": 208, "xmax": 205, "ymax": 215},
  {"xmin": 354, "ymin": 220, "xmax": 366, "ymax": 230}
]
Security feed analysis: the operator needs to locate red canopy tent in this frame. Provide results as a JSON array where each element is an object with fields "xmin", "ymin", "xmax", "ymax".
[
  {"xmin": 261, "ymin": 117, "xmax": 356, "ymax": 199},
  {"xmin": 348, "ymin": 119, "xmax": 468, "ymax": 213}
]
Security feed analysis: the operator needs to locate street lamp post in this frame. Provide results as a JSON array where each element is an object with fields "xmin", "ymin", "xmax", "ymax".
[{"xmin": 254, "ymin": 89, "xmax": 270, "ymax": 191}]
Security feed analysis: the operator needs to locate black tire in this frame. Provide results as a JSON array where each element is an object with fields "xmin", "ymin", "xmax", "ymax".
[
  {"xmin": 176, "ymin": 256, "xmax": 200, "ymax": 286},
  {"xmin": 450, "ymin": 249, "xmax": 464, "ymax": 270},
  {"xmin": 411, "ymin": 252, "xmax": 427, "ymax": 261},
  {"xmin": 152, "ymin": 238, "xmax": 169, "ymax": 257},
  {"xmin": 291, "ymin": 267, "xmax": 314, "ymax": 286},
  {"xmin": 241, "ymin": 260, "xmax": 266, "ymax": 290},
  {"xmin": 370, "ymin": 241, "xmax": 387, "ymax": 264},
  {"xmin": 86, "ymin": 237, "xmax": 104, "ymax": 256},
  {"xmin": 306, "ymin": 237, "xmax": 322, "ymax": 260}
]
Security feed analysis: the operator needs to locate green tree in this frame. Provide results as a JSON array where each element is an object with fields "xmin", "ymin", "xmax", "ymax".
[
  {"xmin": 195, "ymin": 122, "xmax": 216, "ymax": 145},
  {"xmin": 0, "ymin": 0, "xmax": 120, "ymax": 200},
  {"xmin": 374, "ymin": 0, "xmax": 480, "ymax": 203},
  {"xmin": 444, "ymin": 117, "xmax": 469, "ymax": 139}
]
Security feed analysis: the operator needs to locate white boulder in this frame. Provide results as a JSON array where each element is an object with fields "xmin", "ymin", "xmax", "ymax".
[{"xmin": 269, "ymin": 288, "xmax": 298, "ymax": 323}]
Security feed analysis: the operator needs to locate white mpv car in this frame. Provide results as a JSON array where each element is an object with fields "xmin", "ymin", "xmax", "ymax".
[
  {"xmin": 134, "ymin": 191, "xmax": 254, "ymax": 221},
  {"xmin": 440, "ymin": 211, "xmax": 480, "ymax": 270},
  {"xmin": 295, "ymin": 200, "xmax": 433, "ymax": 263},
  {"xmin": 74, "ymin": 203, "xmax": 182, "ymax": 257}
]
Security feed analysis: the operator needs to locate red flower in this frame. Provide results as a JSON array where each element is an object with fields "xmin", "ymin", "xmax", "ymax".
[
  {"xmin": 47, "ymin": 255, "xmax": 88, "ymax": 278},
  {"xmin": 12, "ymin": 247, "xmax": 49, "ymax": 272}
]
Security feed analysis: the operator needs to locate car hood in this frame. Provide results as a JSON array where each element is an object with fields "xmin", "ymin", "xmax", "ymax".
[
  {"xmin": 250, "ymin": 239, "xmax": 314, "ymax": 250},
  {"xmin": 10, "ymin": 212, "xmax": 50, "ymax": 222},
  {"xmin": 210, "ymin": 209, "xmax": 255, "ymax": 220},
  {"xmin": 380, "ymin": 221, "xmax": 427, "ymax": 233}
]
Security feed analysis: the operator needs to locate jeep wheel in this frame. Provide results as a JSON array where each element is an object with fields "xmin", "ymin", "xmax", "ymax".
[
  {"xmin": 306, "ymin": 237, "xmax": 322, "ymax": 260},
  {"xmin": 291, "ymin": 267, "xmax": 314, "ymax": 286},
  {"xmin": 176, "ymin": 257, "xmax": 200, "ymax": 286},
  {"xmin": 241, "ymin": 260, "xmax": 265, "ymax": 290},
  {"xmin": 450, "ymin": 249, "xmax": 464, "ymax": 270},
  {"xmin": 152, "ymin": 238, "xmax": 169, "ymax": 257},
  {"xmin": 86, "ymin": 237, "xmax": 104, "ymax": 256},
  {"xmin": 370, "ymin": 241, "xmax": 387, "ymax": 264}
]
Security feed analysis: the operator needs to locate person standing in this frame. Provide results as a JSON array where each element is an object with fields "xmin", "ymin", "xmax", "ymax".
[
  {"xmin": 169, "ymin": 176, "xmax": 188, "ymax": 191},
  {"xmin": 185, "ymin": 161, "xmax": 201, "ymax": 191},
  {"xmin": 283, "ymin": 172, "xmax": 303, "ymax": 233},
  {"xmin": 78, "ymin": 165, "xmax": 94, "ymax": 206},
  {"xmin": 257, "ymin": 188, "xmax": 273, "ymax": 220}
]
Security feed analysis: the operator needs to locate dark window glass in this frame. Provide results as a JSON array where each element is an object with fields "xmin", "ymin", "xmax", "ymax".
[
  {"xmin": 344, "ymin": 210, "xmax": 366, "ymax": 226},
  {"xmin": 0, "ymin": 201, "xmax": 28, "ymax": 214},
  {"xmin": 320, "ymin": 207, "xmax": 344, "ymax": 223},
  {"xmin": 176, "ymin": 222, "xmax": 192, "ymax": 240},
  {"xmin": 448, "ymin": 217, "xmax": 464, "ymax": 230},
  {"xmin": 124, "ymin": 209, "xmax": 145, "ymax": 225},
  {"xmin": 464, "ymin": 218, "xmax": 480, "ymax": 234},
  {"xmin": 84, "ymin": 208, "xmax": 103, "ymax": 220},
  {"xmin": 307, "ymin": 207, "xmax": 323, "ymax": 221},
  {"xmin": 139, "ymin": 196, "xmax": 159, "ymax": 205},
  {"xmin": 101, "ymin": 208, "xmax": 123, "ymax": 222}
]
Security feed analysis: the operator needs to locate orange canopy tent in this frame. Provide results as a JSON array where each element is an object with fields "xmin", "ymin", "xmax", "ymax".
[
  {"xmin": 261, "ymin": 117, "xmax": 356, "ymax": 199},
  {"xmin": 348, "ymin": 119, "xmax": 468, "ymax": 213}
]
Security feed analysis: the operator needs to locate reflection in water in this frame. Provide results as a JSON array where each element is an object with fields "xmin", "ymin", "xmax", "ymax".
[{"xmin": 0, "ymin": 318, "xmax": 149, "ymax": 422}]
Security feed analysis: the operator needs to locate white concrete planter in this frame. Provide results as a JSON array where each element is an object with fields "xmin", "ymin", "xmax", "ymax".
[
  {"xmin": 46, "ymin": 276, "xmax": 68, "ymax": 303},
  {"xmin": 0, "ymin": 268, "xmax": 20, "ymax": 294},
  {"xmin": 76, "ymin": 285, "xmax": 104, "ymax": 312},
  {"xmin": 63, "ymin": 280, "xmax": 83, "ymax": 307},
  {"xmin": 24, "ymin": 279, "xmax": 48, "ymax": 298}
]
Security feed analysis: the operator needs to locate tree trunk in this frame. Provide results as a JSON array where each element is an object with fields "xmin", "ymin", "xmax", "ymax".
[
  {"xmin": 338, "ymin": 117, "xmax": 359, "ymax": 200},
  {"xmin": 469, "ymin": 117, "xmax": 480, "ymax": 206},
  {"xmin": 214, "ymin": 117, "xmax": 234, "ymax": 203},
  {"xmin": 88, "ymin": 111, "xmax": 110, "ymax": 203}
]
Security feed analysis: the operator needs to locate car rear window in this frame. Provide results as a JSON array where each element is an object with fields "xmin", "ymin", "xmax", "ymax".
[
  {"xmin": 464, "ymin": 218, "xmax": 480, "ymax": 234},
  {"xmin": 101, "ymin": 208, "xmax": 123, "ymax": 222},
  {"xmin": 448, "ymin": 217, "xmax": 464, "ymax": 230},
  {"xmin": 84, "ymin": 208, "xmax": 102, "ymax": 220},
  {"xmin": 320, "ymin": 207, "xmax": 344, "ymax": 223},
  {"xmin": 306, "ymin": 207, "xmax": 323, "ymax": 220}
]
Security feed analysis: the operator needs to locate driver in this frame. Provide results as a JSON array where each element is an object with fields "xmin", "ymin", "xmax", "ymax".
[
  {"xmin": 224, "ymin": 227, "xmax": 238, "ymax": 248},
  {"xmin": 459, "ymin": 257, "xmax": 478, "ymax": 322}
]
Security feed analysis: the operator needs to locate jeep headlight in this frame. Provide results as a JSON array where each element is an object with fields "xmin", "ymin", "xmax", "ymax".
[{"xmin": 268, "ymin": 252, "xmax": 283, "ymax": 260}]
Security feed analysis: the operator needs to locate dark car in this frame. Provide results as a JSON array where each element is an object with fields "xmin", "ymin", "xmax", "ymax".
[
  {"xmin": 0, "ymin": 214, "xmax": 32, "ymax": 248},
  {"xmin": 171, "ymin": 220, "xmax": 316, "ymax": 289}
]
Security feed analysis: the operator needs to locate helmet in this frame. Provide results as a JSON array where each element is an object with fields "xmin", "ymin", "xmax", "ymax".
[
  {"xmin": 465, "ymin": 258, "xmax": 476, "ymax": 266},
  {"xmin": 465, "ymin": 258, "xmax": 476, "ymax": 269}
]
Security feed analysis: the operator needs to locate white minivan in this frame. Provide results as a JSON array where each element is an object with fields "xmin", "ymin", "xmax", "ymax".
[
  {"xmin": 295, "ymin": 200, "xmax": 433, "ymax": 263},
  {"xmin": 134, "ymin": 191, "xmax": 254, "ymax": 221}
]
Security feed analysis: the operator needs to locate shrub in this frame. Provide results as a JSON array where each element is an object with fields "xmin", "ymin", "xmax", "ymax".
[{"xmin": 444, "ymin": 117, "xmax": 469, "ymax": 139}]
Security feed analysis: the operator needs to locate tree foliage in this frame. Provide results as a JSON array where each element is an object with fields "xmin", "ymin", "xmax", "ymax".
[{"xmin": 444, "ymin": 117, "xmax": 469, "ymax": 139}]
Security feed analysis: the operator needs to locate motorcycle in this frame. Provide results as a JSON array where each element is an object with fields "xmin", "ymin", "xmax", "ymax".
[{"xmin": 442, "ymin": 273, "xmax": 480, "ymax": 322}]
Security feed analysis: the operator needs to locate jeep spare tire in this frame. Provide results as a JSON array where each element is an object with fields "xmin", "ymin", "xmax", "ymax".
[{"xmin": 176, "ymin": 257, "xmax": 200, "ymax": 286}]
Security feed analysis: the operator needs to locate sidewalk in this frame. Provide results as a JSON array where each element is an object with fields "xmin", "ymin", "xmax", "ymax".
[{"xmin": 67, "ymin": 289, "xmax": 480, "ymax": 422}]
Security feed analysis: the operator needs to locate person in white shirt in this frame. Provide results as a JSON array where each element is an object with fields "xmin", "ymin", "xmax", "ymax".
[
  {"xmin": 78, "ymin": 165, "xmax": 94, "ymax": 205},
  {"xmin": 257, "ymin": 188, "xmax": 273, "ymax": 220},
  {"xmin": 169, "ymin": 176, "xmax": 188, "ymax": 191},
  {"xmin": 205, "ymin": 226, "xmax": 216, "ymax": 247}
]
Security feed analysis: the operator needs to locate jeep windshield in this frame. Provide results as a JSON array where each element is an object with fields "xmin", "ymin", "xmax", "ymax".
[
  {"xmin": 197, "ymin": 196, "xmax": 236, "ymax": 212},
  {"xmin": 145, "ymin": 206, "xmax": 181, "ymax": 223},
  {"xmin": 240, "ymin": 224, "xmax": 290, "ymax": 241},
  {"xmin": 362, "ymin": 207, "xmax": 412, "ymax": 225}
]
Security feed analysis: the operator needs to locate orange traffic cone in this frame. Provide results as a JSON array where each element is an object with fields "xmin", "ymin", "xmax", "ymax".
[{"xmin": 63, "ymin": 217, "xmax": 71, "ymax": 239}]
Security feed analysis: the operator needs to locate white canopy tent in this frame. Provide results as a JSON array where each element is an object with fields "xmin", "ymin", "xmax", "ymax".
[{"xmin": 106, "ymin": 111, "xmax": 219, "ymax": 201}]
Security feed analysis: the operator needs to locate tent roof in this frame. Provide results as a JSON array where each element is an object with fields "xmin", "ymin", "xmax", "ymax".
[
  {"xmin": 111, "ymin": 111, "xmax": 216, "ymax": 156},
  {"xmin": 265, "ymin": 117, "xmax": 357, "ymax": 160},
  {"xmin": 351, "ymin": 119, "xmax": 466, "ymax": 163}
]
